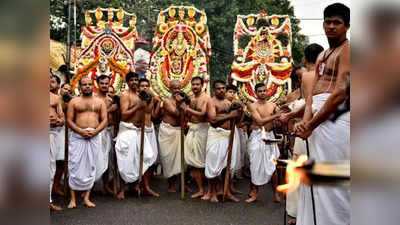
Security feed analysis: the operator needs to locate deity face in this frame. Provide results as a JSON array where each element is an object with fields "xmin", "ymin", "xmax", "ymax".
[{"xmin": 172, "ymin": 56, "xmax": 182, "ymax": 73}]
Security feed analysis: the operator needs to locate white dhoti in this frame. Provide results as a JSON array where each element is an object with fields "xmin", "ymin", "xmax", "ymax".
[
  {"xmin": 233, "ymin": 127, "xmax": 242, "ymax": 173},
  {"xmin": 205, "ymin": 126, "xmax": 239, "ymax": 178},
  {"xmin": 115, "ymin": 122, "xmax": 157, "ymax": 183},
  {"xmin": 54, "ymin": 126, "xmax": 65, "ymax": 161},
  {"xmin": 95, "ymin": 126, "xmax": 113, "ymax": 180},
  {"xmin": 68, "ymin": 128, "xmax": 99, "ymax": 191},
  {"xmin": 247, "ymin": 129, "xmax": 280, "ymax": 185},
  {"xmin": 158, "ymin": 122, "xmax": 182, "ymax": 178},
  {"xmin": 184, "ymin": 122, "xmax": 209, "ymax": 168},
  {"xmin": 297, "ymin": 93, "xmax": 350, "ymax": 225},
  {"xmin": 49, "ymin": 127, "xmax": 59, "ymax": 202}
]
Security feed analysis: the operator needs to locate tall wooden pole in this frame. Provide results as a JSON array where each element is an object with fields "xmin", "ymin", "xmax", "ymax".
[
  {"xmin": 223, "ymin": 118, "xmax": 236, "ymax": 202},
  {"xmin": 180, "ymin": 112, "xmax": 185, "ymax": 200}
]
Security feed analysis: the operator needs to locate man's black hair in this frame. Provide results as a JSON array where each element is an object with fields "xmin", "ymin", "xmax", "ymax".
[
  {"xmin": 191, "ymin": 76, "xmax": 204, "ymax": 85},
  {"xmin": 50, "ymin": 75, "xmax": 61, "ymax": 84},
  {"xmin": 213, "ymin": 79, "xmax": 226, "ymax": 88},
  {"xmin": 125, "ymin": 72, "xmax": 139, "ymax": 82},
  {"xmin": 255, "ymin": 83, "xmax": 266, "ymax": 92},
  {"xmin": 61, "ymin": 83, "xmax": 71, "ymax": 89},
  {"xmin": 304, "ymin": 43, "xmax": 324, "ymax": 64},
  {"xmin": 96, "ymin": 74, "xmax": 110, "ymax": 84},
  {"xmin": 226, "ymin": 84, "xmax": 238, "ymax": 92},
  {"xmin": 324, "ymin": 3, "xmax": 350, "ymax": 26},
  {"xmin": 139, "ymin": 78, "xmax": 150, "ymax": 86}
]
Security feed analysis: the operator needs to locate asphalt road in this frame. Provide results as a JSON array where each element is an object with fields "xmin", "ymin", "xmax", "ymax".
[{"xmin": 51, "ymin": 174, "xmax": 285, "ymax": 225}]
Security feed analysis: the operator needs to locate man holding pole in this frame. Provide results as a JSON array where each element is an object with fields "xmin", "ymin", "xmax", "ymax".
[
  {"xmin": 115, "ymin": 72, "xmax": 156, "ymax": 200},
  {"xmin": 158, "ymin": 79, "xmax": 186, "ymax": 193},
  {"xmin": 203, "ymin": 80, "xmax": 241, "ymax": 203},
  {"xmin": 245, "ymin": 83, "xmax": 281, "ymax": 203},
  {"xmin": 294, "ymin": 3, "xmax": 350, "ymax": 225},
  {"xmin": 180, "ymin": 77, "xmax": 210, "ymax": 199}
]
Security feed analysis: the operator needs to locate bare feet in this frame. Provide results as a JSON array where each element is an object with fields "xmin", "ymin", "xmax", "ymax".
[
  {"xmin": 144, "ymin": 187, "xmax": 160, "ymax": 198},
  {"xmin": 191, "ymin": 191, "xmax": 205, "ymax": 199},
  {"xmin": 67, "ymin": 200, "xmax": 76, "ymax": 209},
  {"xmin": 117, "ymin": 191, "xmax": 125, "ymax": 200},
  {"xmin": 225, "ymin": 193, "xmax": 240, "ymax": 202},
  {"xmin": 210, "ymin": 194, "xmax": 219, "ymax": 203},
  {"xmin": 50, "ymin": 203, "xmax": 63, "ymax": 211},
  {"xmin": 52, "ymin": 188, "xmax": 65, "ymax": 196},
  {"xmin": 230, "ymin": 184, "xmax": 243, "ymax": 195},
  {"xmin": 168, "ymin": 186, "xmax": 177, "ymax": 193},
  {"xmin": 201, "ymin": 192, "xmax": 211, "ymax": 201},
  {"xmin": 216, "ymin": 190, "xmax": 223, "ymax": 196},
  {"xmin": 274, "ymin": 192, "xmax": 283, "ymax": 203},
  {"xmin": 245, "ymin": 195, "xmax": 257, "ymax": 203},
  {"xmin": 288, "ymin": 218, "xmax": 297, "ymax": 225},
  {"xmin": 83, "ymin": 199, "xmax": 96, "ymax": 208},
  {"xmin": 104, "ymin": 185, "xmax": 114, "ymax": 196}
]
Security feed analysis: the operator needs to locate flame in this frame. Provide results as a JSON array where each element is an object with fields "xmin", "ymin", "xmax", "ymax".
[{"xmin": 276, "ymin": 154, "xmax": 308, "ymax": 194}]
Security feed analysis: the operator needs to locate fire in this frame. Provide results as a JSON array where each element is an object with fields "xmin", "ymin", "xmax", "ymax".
[{"xmin": 275, "ymin": 154, "xmax": 308, "ymax": 194}]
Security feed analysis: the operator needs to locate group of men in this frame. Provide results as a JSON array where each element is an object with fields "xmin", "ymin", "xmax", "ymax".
[{"xmin": 50, "ymin": 2, "xmax": 350, "ymax": 225}]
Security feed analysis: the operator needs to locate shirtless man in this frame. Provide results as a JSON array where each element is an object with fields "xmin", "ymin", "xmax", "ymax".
[
  {"xmin": 94, "ymin": 75, "xmax": 118, "ymax": 195},
  {"xmin": 115, "ymin": 72, "xmax": 153, "ymax": 200},
  {"xmin": 50, "ymin": 89, "xmax": 64, "ymax": 211},
  {"xmin": 158, "ymin": 80, "xmax": 186, "ymax": 193},
  {"xmin": 179, "ymin": 77, "xmax": 210, "ymax": 198},
  {"xmin": 245, "ymin": 83, "xmax": 281, "ymax": 203},
  {"xmin": 294, "ymin": 3, "xmax": 350, "ymax": 225},
  {"xmin": 51, "ymin": 82, "xmax": 73, "ymax": 197},
  {"xmin": 137, "ymin": 78, "xmax": 160, "ymax": 197},
  {"xmin": 66, "ymin": 76, "xmax": 107, "ymax": 208},
  {"xmin": 203, "ymin": 80, "xmax": 241, "ymax": 203}
]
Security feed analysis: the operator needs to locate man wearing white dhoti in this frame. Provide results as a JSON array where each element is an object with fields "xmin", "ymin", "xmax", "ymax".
[
  {"xmin": 280, "ymin": 43, "xmax": 324, "ymax": 224},
  {"xmin": 295, "ymin": 3, "xmax": 350, "ymax": 225},
  {"xmin": 116, "ymin": 74, "xmax": 159, "ymax": 200},
  {"xmin": 66, "ymin": 77, "xmax": 107, "ymax": 208},
  {"xmin": 158, "ymin": 80, "xmax": 187, "ymax": 193},
  {"xmin": 49, "ymin": 90, "xmax": 64, "ymax": 211},
  {"xmin": 94, "ymin": 75, "xmax": 120, "ymax": 195},
  {"xmin": 179, "ymin": 77, "xmax": 210, "ymax": 199},
  {"xmin": 202, "ymin": 80, "xmax": 241, "ymax": 203},
  {"xmin": 245, "ymin": 83, "xmax": 281, "ymax": 203}
]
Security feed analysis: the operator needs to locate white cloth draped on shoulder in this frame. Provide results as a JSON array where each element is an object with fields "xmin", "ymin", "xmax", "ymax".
[
  {"xmin": 247, "ymin": 129, "xmax": 280, "ymax": 185},
  {"xmin": 68, "ymin": 128, "xmax": 99, "ymax": 191},
  {"xmin": 184, "ymin": 122, "xmax": 209, "ymax": 168},
  {"xmin": 115, "ymin": 122, "xmax": 157, "ymax": 183},
  {"xmin": 205, "ymin": 126, "xmax": 239, "ymax": 178},
  {"xmin": 158, "ymin": 122, "xmax": 182, "ymax": 178},
  {"xmin": 297, "ymin": 93, "xmax": 350, "ymax": 225},
  {"xmin": 95, "ymin": 126, "xmax": 113, "ymax": 180}
]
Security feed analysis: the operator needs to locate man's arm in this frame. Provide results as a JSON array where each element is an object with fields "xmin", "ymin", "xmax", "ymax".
[
  {"xmin": 56, "ymin": 96, "xmax": 65, "ymax": 126},
  {"xmin": 184, "ymin": 97, "xmax": 208, "ymax": 117},
  {"xmin": 66, "ymin": 99, "xmax": 82, "ymax": 135},
  {"xmin": 120, "ymin": 93, "xmax": 144, "ymax": 121},
  {"xmin": 163, "ymin": 98, "xmax": 181, "ymax": 117},
  {"xmin": 93, "ymin": 100, "xmax": 108, "ymax": 136},
  {"xmin": 302, "ymin": 70, "xmax": 318, "ymax": 122},
  {"xmin": 249, "ymin": 103, "xmax": 280, "ymax": 126}
]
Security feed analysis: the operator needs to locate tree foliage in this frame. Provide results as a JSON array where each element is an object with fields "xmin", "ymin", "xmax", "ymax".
[{"xmin": 50, "ymin": 0, "xmax": 308, "ymax": 83}]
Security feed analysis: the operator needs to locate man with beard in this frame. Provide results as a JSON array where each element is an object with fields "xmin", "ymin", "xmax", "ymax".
[
  {"xmin": 94, "ymin": 75, "xmax": 118, "ymax": 195},
  {"xmin": 51, "ymin": 82, "xmax": 73, "ymax": 197},
  {"xmin": 136, "ymin": 78, "xmax": 160, "ymax": 197},
  {"xmin": 49, "ymin": 82, "xmax": 64, "ymax": 211},
  {"xmin": 245, "ymin": 83, "xmax": 281, "ymax": 203},
  {"xmin": 158, "ymin": 79, "xmax": 187, "ymax": 193},
  {"xmin": 295, "ymin": 3, "xmax": 350, "ymax": 225},
  {"xmin": 66, "ymin": 76, "xmax": 107, "ymax": 208},
  {"xmin": 115, "ymin": 72, "xmax": 154, "ymax": 199},
  {"xmin": 203, "ymin": 80, "xmax": 241, "ymax": 203},
  {"xmin": 179, "ymin": 77, "xmax": 210, "ymax": 199}
]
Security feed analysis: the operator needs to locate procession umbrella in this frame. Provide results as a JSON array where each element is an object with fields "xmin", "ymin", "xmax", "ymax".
[
  {"xmin": 180, "ymin": 111, "xmax": 186, "ymax": 200},
  {"xmin": 222, "ymin": 118, "xmax": 236, "ymax": 203}
]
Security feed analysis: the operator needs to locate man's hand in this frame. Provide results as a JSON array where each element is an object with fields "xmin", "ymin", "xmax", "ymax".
[
  {"xmin": 105, "ymin": 96, "xmax": 113, "ymax": 106},
  {"xmin": 80, "ymin": 129, "xmax": 92, "ymax": 139},
  {"xmin": 280, "ymin": 113, "xmax": 291, "ymax": 124},
  {"xmin": 280, "ymin": 104, "xmax": 291, "ymax": 113},
  {"xmin": 49, "ymin": 115, "xmax": 57, "ymax": 126},
  {"xmin": 55, "ymin": 117, "xmax": 64, "ymax": 126},
  {"xmin": 138, "ymin": 100, "xmax": 147, "ymax": 109},
  {"xmin": 230, "ymin": 109, "xmax": 241, "ymax": 118},
  {"xmin": 294, "ymin": 121, "xmax": 313, "ymax": 139},
  {"xmin": 179, "ymin": 102, "xmax": 188, "ymax": 112},
  {"xmin": 175, "ymin": 93, "xmax": 184, "ymax": 103}
]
